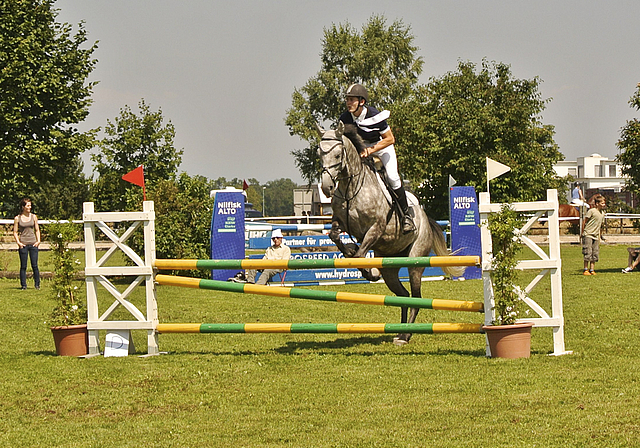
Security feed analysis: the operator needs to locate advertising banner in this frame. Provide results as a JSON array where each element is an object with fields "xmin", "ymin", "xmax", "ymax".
[
  {"xmin": 210, "ymin": 192, "xmax": 245, "ymax": 280},
  {"xmin": 449, "ymin": 186, "xmax": 482, "ymax": 280}
]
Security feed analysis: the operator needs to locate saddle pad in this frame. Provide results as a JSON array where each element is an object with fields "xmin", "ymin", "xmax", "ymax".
[{"xmin": 375, "ymin": 172, "xmax": 393, "ymax": 205}]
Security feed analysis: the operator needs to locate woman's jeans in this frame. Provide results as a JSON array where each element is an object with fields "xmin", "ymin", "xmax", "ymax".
[{"xmin": 18, "ymin": 245, "xmax": 40, "ymax": 288}]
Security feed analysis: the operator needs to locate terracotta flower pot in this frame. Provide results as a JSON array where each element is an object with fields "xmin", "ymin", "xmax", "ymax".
[
  {"xmin": 482, "ymin": 322, "xmax": 534, "ymax": 359},
  {"xmin": 50, "ymin": 324, "xmax": 89, "ymax": 357}
]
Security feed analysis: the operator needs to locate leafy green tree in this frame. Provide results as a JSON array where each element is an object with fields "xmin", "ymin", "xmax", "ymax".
[
  {"xmin": 396, "ymin": 60, "xmax": 564, "ymax": 217},
  {"xmin": 125, "ymin": 173, "xmax": 216, "ymax": 278},
  {"xmin": 285, "ymin": 15, "xmax": 423, "ymax": 183},
  {"xmin": 0, "ymin": 0, "xmax": 97, "ymax": 216},
  {"xmin": 264, "ymin": 178, "xmax": 298, "ymax": 216},
  {"xmin": 91, "ymin": 99, "xmax": 183, "ymax": 211},
  {"xmin": 616, "ymin": 83, "xmax": 640, "ymax": 196},
  {"xmin": 34, "ymin": 158, "xmax": 91, "ymax": 219},
  {"xmin": 285, "ymin": 16, "xmax": 564, "ymax": 219}
]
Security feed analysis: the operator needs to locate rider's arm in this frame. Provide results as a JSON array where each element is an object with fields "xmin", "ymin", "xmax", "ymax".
[{"xmin": 364, "ymin": 128, "xmax": 395, "ymax": 157}]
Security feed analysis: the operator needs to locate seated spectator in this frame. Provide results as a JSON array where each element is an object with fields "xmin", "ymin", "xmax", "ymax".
[
  {"xmin": 622, "ymin": 247, "xmax": 640, "ymax": 273},
  {"xmin": 229, "ymin": 229, "xmax": 291, "ymax": 284}
]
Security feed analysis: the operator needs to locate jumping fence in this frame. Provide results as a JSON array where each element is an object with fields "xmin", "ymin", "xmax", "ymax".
[{"xmin": 82, "ymin": 189, "xmax": 570, "ymax": 357}]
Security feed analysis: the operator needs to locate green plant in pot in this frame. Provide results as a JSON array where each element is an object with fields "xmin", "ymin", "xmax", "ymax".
[
  {"xmin": 46, "ymin": 222, "xmax": 88, "ymax": 356},
  {"xmin": 483, "ymin": 204, "xmax": 533, "ymax": 358}
]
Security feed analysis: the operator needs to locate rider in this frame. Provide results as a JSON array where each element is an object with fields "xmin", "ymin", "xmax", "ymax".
[{"xmin": 339, "ymin": 83, "xmax": 415, "ymax": 234}]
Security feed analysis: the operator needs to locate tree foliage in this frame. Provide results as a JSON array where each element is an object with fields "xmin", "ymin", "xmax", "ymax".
[
  {"xmin": 285, "ymin": 16, "xmax": 564, "ymax": 218},
  {"xmin": 91, "ymin": 99, "xmax": 183, "ymax": 211},
  {"xmin": 33, "ymin": 157, "xmax": 91, "ymax": 219},
  {"xmin": 285, "ymin": 16, "xmax": 423, "ymax": 183},
  {"xmin": 0, "ymin": 0, "xmax": 97, "ymax": 216},
  {"xmin": 264, "ymin": 178, "xmax": 298, "ymax": 217},
  {"xmin": 396, "ymin": 60, "xmax": 564, "ymax": 217},
  {"xmin": 616, "ymin": 83, "xmax": 640, "ymax": 195}
]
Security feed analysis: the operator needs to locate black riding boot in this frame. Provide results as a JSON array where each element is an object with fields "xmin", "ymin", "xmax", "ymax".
[{"xmin": 393, "ymin": 186, "xmax": 416, "ymax": 234}]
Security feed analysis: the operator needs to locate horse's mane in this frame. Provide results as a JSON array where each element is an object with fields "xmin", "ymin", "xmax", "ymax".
[{"xmin": 342, "ymin": 123, "xmax": 367, "ymax": 154}]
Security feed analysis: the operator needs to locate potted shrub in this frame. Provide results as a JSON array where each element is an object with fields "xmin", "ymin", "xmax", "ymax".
[
  {"xmin": 46, "ymin": 222, "xmax": 88, "ymax": 356},
  {"xmin": 482, "ymin": 204, "xmax": 533, "ymax": 359}
]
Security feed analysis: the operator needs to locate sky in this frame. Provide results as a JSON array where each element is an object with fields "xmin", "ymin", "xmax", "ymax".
[{"xmin": 55, "ymin": 0, "xmax": 640, "ymax": 185}]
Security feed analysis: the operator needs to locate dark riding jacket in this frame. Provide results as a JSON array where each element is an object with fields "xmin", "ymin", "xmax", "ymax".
[{"xmin": 339, "ymin": 106, "xmax": 390, "ymax": 146}]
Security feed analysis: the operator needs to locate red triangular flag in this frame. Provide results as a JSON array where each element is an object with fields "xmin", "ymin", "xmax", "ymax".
[
  {"xmin": 122, "ymin": 165, "xmax": 146, "ymax": 200},
  {"xmin": 243, "ymin": 180, "xmax": 249, "ymax": 191},
  {"xmin": 122, "ymin": 165, "xmax": 145, "ymax": 187}
]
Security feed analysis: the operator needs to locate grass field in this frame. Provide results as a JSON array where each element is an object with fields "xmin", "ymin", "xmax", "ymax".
[{"xmin": 1, "ymin": 244, "xmax": 639, "ymax": 447}]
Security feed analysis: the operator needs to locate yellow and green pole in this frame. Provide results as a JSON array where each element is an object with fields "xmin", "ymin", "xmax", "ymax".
[
  {"xmin": 156, "ymin": 322, "xmax": 483, "ymax": 334},
  {"xmin": 155, "ymin": 274, "xmax": 484, "ymax": 312},
  {"xmin": 154, "ymin": 255, "xmax": 480, "ymax": 271}
]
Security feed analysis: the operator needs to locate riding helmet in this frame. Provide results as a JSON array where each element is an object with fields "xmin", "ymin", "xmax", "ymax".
[{"xmin": 345, "ymin": 84, "xmax": 368, "ymax": 103}]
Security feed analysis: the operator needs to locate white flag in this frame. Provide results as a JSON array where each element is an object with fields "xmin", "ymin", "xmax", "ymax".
[
  {"xmin": 448, "ymin": 175, "xmax": 457, "ymax": 188},
  {"xmin": 486, "ymin": 157, "xmax": 511, "ymax": 181}
]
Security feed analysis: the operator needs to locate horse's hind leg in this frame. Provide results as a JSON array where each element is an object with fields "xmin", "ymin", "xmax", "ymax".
[
  {"xmin": 379, "ymin": 268, "xmax": 413, "ymax": 346},
  {"xmin": 394, "ymin": 267, "xmax": 425, "ymax": 345}
]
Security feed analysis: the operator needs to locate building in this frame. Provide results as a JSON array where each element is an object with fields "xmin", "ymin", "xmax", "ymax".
[
  {"xmin": 293, "ymin": 184, "xmax": 332, "ymax": 216},
  {"xmin": 554, "ymin": 153, "xmax": 636, "ymax": 207}
]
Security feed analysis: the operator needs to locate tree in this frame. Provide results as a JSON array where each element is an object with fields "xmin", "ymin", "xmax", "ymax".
[
  {"xmin": 91, "ymin": 99, "xmax": 183, "ymax": 211},
  {"xmin": 264, "ymin": 178, "xmax": 298, "ymax": 216},
  {"xmin": 34, "ymin": 158, "xmax": 91, "ymax": 219},
  {"xmin": 285, "ymin": 16, "xmax": 564, "ymax": 219},
  {"xmin": 123, "ymin": 173, "xmax": 216, "ymax": 278},
  {"xmin": 285, "ymin": 15, "xmax": 423, "ymax": 183},
  {"xmin": 616, "ymin": 83, "xmax": 640, "ymax": 196},
  {"xmin": 0, "ymin": 0, "xmax": 97, "ymax": 216},
  {"xmin": 396, "ymin": 60, "xmax": 564, "ymax": 217}
]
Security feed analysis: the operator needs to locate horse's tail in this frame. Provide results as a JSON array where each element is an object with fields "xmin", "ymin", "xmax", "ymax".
[{"xmin": 428, "ymin": 217, "xmax": 466, "ymax": 278}]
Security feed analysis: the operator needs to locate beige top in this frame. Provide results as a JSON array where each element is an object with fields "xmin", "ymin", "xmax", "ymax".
[
  {"xmin": 14, "ymin": 213, "xmax": 39, "ymax": 246},
  {"xmin": 263, "ymin": 243, "xmax": 291, "ymax": 260},
  {"xmin": 582, "ymin": 208, "xmax": 605, "ymax": 240}
]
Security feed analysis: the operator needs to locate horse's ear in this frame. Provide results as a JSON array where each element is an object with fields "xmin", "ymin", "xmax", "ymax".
[
  {"xmin": 336, "ymin": 121, "xmax": 345, "ymax": 140},
  {"xmin": 315, "ymin": 122, "xmax": 325, "ymax": 137}
]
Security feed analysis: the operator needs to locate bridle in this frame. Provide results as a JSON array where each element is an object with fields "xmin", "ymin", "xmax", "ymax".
[{"xmin": 319, "ymin": 135, "xmax": 365, "ymax": 202}]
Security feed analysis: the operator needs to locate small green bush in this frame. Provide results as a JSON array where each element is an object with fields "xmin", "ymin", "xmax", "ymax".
[
  {"xmin": 487, "ymin": 203, "xmax": 524, "ymax": 325},
  {"xmin": 46, "ymin": 222, "xmax": 85, "ymax": 326}
]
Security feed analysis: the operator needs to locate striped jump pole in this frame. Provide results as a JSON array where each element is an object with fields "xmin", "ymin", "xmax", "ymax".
[
  {"xmin": 155, "ymin": 274, "xmax": 484, "ymax": 313},
  {"xmin": 154, "ymin": 255, "xmax": 480, "ymax": 271},
  {"xmin": 157, "ymin": 322, "xmax": 483, "ymax": 334}
]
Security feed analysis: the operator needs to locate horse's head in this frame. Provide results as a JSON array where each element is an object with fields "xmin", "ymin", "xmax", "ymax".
[{"xmin": 316, "ymin": 121, "xmax": 346, "ymax": 198}]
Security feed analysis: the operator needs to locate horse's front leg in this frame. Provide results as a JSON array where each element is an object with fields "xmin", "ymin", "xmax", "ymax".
[
  {"xmin": 329, "ymin": 220, "xmax": 356, "ymax": 256},
  {"xmin": 351, "ymin": 222, "xmax": 386, "ymax": 281},
  {"xmin": 351, "ymin": 222, "xmax": 384, "ymax": 258}
]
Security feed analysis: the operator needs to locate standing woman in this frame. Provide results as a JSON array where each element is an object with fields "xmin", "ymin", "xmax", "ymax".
[{"xmin": 13, "ymin": 198, "xmax": 41, "ymax": 290}]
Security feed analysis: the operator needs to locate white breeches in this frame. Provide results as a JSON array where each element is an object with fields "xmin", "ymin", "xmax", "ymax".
[{"xmin": 376, "ymin": 144, "xmax": 401, "ymax": 190}]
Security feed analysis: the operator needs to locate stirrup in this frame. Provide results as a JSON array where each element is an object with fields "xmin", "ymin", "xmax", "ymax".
[{"xmin": 402, "ymin": 215, "xmax": 416, "ymax": 234}]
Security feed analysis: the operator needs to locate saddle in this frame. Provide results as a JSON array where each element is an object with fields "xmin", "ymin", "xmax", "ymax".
[{"xmin": 361, "ymin": 155, "xmax": 411, "ymax": 222}]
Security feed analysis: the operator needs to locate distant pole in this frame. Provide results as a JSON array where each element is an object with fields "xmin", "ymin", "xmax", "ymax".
[{"xmin": 262, "ymin": 186, "xmax": 266, "ymax": 217}]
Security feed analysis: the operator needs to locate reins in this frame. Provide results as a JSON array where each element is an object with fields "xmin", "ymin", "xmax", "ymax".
[{"xmin": 320, "ymin": 135, "xmax": 369, "ymax": 239}]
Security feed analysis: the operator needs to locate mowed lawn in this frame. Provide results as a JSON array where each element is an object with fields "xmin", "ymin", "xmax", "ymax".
[{"xmin": 0, "ymin": 244, "xmax": 639, "ymax": 447}]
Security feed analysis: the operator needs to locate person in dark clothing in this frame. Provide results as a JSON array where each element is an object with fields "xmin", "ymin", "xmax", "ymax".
[{"xmin": 339, "ymin": 83, "xmax": 415, "ymax": 234}]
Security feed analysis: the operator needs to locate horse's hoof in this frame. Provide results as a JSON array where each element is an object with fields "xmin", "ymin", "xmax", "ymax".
[
  {"xmin": 370, "ymin": 268, "xmax": 380, "ymax": 279},
  {"xmin": 393, "ymin": 337, "xmax": 408, "ymax": 346}
]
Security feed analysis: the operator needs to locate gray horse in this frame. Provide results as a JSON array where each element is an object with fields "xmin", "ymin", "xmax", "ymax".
[{"xmin": 317, "ymin": 121, "xmax": 465, "ymax": 345}]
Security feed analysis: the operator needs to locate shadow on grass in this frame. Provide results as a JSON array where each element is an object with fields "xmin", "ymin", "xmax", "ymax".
[
  {"xmin": 31, "ymin": 350, "xmax": 59, "ymax": 356},
  {"xmin": 162, "ymin": 335, "xmax": 487, "ymax": 358}
]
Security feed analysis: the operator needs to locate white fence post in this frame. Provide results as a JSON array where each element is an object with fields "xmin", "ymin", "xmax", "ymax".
[
  {"xmin": 479, "ymin": 189, "xmax": 571, "ymax": 357},
  {"xmin": 83, "ymin": 201, "xmax": 158, "ymax": 356}
]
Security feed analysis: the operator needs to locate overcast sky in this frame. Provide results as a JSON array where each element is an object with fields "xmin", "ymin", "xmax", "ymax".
[{"xmin": 55, "ymin": 0, "xmax": 640, "ymax": 185}]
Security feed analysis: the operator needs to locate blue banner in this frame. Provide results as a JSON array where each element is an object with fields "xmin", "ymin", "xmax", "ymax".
[
  {"xmin": 249, "ymin": 234, "xmax": 359, "ymax": 250},
  {"xmin": 211, "ymin": 192, "xmax": 245, "ymax": 280},
  {"xmin": 449, "ymin": 186, "xmax": 482, "ymax": 280},
  {"xmin": 247, "ymin": 252, "xmax": 445, "ymax": 284}
]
